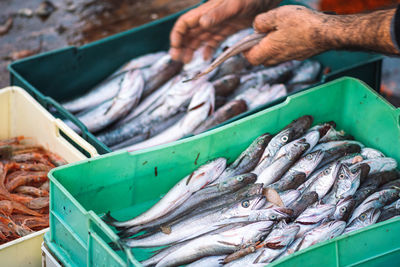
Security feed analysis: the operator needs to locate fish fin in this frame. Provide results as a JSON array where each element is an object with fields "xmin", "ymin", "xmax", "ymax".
[
  {"xmin": 217, "ymin": 240, "xmax": 238, "ymax": 246},
  {"xmin": 263, "ymin": 188, "xmax": 284, "ymax": 207},
  {"xmin": 160, "ymin": 225, "xmax": 171, "ymax": 235}
]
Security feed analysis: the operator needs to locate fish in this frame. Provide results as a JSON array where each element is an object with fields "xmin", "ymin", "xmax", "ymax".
[
  {"xmin": 350, "ymin": 157, "xmax": 398, "ymax": 175},
  {"xmin": 377, "ymin": 199, "xmax": 400, "ymax": 222},
  {"xmin": 187, "ymin": 32, "xmax": 266, "ymax": 81},
  {"xmin": 216, "ymin": 133, "xmax": 272, "ymax": 184},
  {"xmin": 361, "ymin": 147, "xmax": 385, "ymax": 159},
  {"xmin": 322, "ymin": 164, "xmax": 361, "ymax": 204},
  {"xmin": 213, "ymin": 28, "xmax": 254, "ymax": 56},
  {"xmin": 236, "ymin": 84, "xmax": 287, "ymax": 110},
  {"xmin": 67, "ymin": 69, "xmax": 145, "ymax": 133},
  {"xmin": 311, "ymin": 140, "xmax": 364, "ymax": 153},
  {"xmin": 331, "ymin": 196, "xmax": 356, "ymax": 221},
  {"xmin": 154, "ymin": 221, "xmax": 273, "ymax": 267},
  {"xmin": 185, "ymin": 256, "xmax": 224, "ymax": 267},
  {"xmin": 141, "ymin": 55, "xmax": 183, "ymax": 98},
  {"xmin": 297, "ymin": 220, "xmax": 346, "ymax": 251},
  {"xmin": 118, "ymin": 173, "xmax": 257, "ymax": 237},
  {"xmin": 214, "ymin": 55, "xmax": 252, "ymax": 79},
  {"xmin": 231, "ymin": 61, "xmax": 301, "ymax": 98},
  {"xmin": 316, "ymin": 143, "xmax": 362, "ymax": 167},
  {"xmin": 253, "ymin": 115, "xmax": 313, "ymax": 175},
  {"xmin": 256, "ymin": 138, "xmax": 310, "ymax": 186},
  {"xmin": 288, "ymin": 191, "xmax": 319, "ymax": 219},
  {"xmin": 97, "ymin": 75, "xmax": 207, "ymax": 147},
  {"xmin": 348, "ymin": 188, "xmax": 400, "ymax": 225},
  {"xmin": 224, "ymin": 222, "xmax": 299, "ymax": 265},
  {"xmin": 212, "ymin": 75, "xmax": 241, "ymax": 97},
  {"xmin": 270, "ymin": 150, "xmax": 325, "ymax": 192},
  {"xmin": 280, "ymin": 190, "xmax": 302, "ymax": 208},
  {"xmin": 344, "ymin": 208, "xmax": 381, "ymax": 234},
  {"xmin": 124, "ymin": 82, "xmax": 215, "ymax": 151},
  {"xmin": 318, "ymin": 127, "xmax": 353, "ymax": 143},
  {"xmin": 300, "ymin": 161, "xmax": 342, "ymax": 199},
  {"xmin": 120, "ymin": 195, "xmax": 266, "ymax": 248},
  {"xmin": 113, "ymin": 51, "xmax": 168, "ymax": 77},
  {"xmin": 286, "ymin": 60, "xmax": 321, "ymax": 85},
  {"xmin": 105, "ymin": 158, "xmax": 226, "ymax": 228},
  {"xmin": 193, "ymin": 100, "xmax": 247, "ymax": 134},
  {"xmin": 360, "ymin": 171, "xmax": 398, "ymax": 189},
  {"xmin": 294, "ymin": 204, "xmax": 336, "ymax": 238}
]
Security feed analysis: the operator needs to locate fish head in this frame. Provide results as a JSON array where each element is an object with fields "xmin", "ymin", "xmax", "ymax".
[
  {"xmin": 346, "ymin": 208, "xmax": 381, "ymax": 232},
  {"xmin": 233, "ymin": 195, "xmax": 266, "ymax": 215},
  {"xmin": 187, "ymin": 82, "xmax": 215, "ymax": 112},
  {"xmin": 288, "ymin": 115, "xmax": 313, "ymax": 138},
  {"xmin": 336, "ymin": 165, "xmax": 361, "ymax": 198},
  {"xmin": 218, "ymin": 173, "xmax": 257, "ymax": 191},
  {"xmin": 326, "ymin": 221, "xmax": 346, "ymax": 239},
  {"xmin": 303, "ymin": 131, "xmax": 320, "ymax": 150},
  {"xmin": 361, "ymin": 147, "xmax": 385, "ymax": 159},
  {"xmin": 296, "ymin": 204, "xmax": 335, "ymax": 224},
  {"xmin": 265, "ymin": 222, "xmax": 299, "ymax": 248},
  {"xmin": 285, "ymin": 138, "xmax": 310, "ymax": 161},
  {"xmin": 255, "ymin": 133, "xmax": 273, "ymax": 150},
  {"xmin": 379, "ymin": 188, "xmax": 400, "ymax": 206},
  {"xmin": 297, "ymin": 150, "xmax": 325, "ymax": 176},
  {"xmin": 332, "ymin": 196, "xmax": 355, "ymax": 221},
  {"xmin": 270, "ymin": 128, "xmax": 295, "ymax": 153},
  {"xmin": 186, "ymin": 157, "xmax": 226, "ymax": 188},
  {"xmin": 235, "ymin": 183, "xmax": 264, "ymax": 200},
  {"xmin": 264, "ymin": 207, "xmax": 293, "ymax": 221},
  {"xmin": 280, "ymin": 189, "xmax": 301, "ymax": 207}
]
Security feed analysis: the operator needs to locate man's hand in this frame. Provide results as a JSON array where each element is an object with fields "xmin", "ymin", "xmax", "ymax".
[
  {"xmin": 244, "ymin": 5, "xmax": 399, "ymax": 66},
  {"xmin": 244, "ymin": 5, "xmax": 329, "ymax": 66},
  {"xmin": 169, "ymin": 0, "xmax": 281, "ymax": 63}
]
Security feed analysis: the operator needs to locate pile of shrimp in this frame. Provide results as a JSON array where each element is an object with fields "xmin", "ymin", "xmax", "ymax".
[{"xmin": 0, "ymin": 136, "xmax": 66, "ymax": 244}]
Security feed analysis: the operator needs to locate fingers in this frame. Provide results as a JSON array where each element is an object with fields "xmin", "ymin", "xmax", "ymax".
[
  {"xmin": 199, "ymin": 0, "xmax": 241, "ymax": 28},
  {"xmin": 243, "ymin": 34, "xmax": 279, "ymax": 65},
  {"xmin": 252, "ymin": 9, "xmax": 278, "ymax": 33}
]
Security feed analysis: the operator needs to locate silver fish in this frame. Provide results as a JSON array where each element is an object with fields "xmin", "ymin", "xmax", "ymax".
[
  {"xmin": 216, "ymin": 133, "xmax": 272, "ymax": 184},
  {"xmin": 187, "ymin": 32, "xmax": 266, "ymax": 81},
  {"xmin": 114, "ymin": 51, "xmax": 168, "ymax": 77},
  {"xmin": 121, "ymin": 195, "xmax": 266, "ymax": 248},
  {"xmin": 119, "ymin": 173, "xmax": 257, "ymax": 237},
  {"xmin": 361, "ymin": 147, "xmax": 385, "ymax": 159},
  {"xmin": 98, "ymin": 75, "xmax": 207, "ymax": 147},
  {"xmin": 287, "ymin": 60, "xmax": 321, "ymax": 85},
  {"xmin": 377, "ymin": 199, "xmax": 400, "ymax": 222},
  {"xmin": 294, "ymin": 204, "xmax": 336, "ymax": 238},
  {"xmin": 344, "ymin": 208, "xmax": 381, "ymax": 234},
  {"xmin": 322, "ymin": 164, "xmax": 361, "ymax": 204},
  {"xmin": 68, "ymin": 69, "xmax": 145, "ymax": 133},
  {"xmin": 297, "ymin": 220, "xmax": 346, "ymax": 251},
  {"xmin": 256, "ymin": 138, "xmax": 310, "ymax": 186},
  {"xmin": 280, "ymin": 190, "xmax": 302, "ymax": 207},
  {"xmin": 155, "ymin": 221, "xmax": 273, "ymax": 267},
  {"xmin": 350, "ymin": 157, "xmax": 397, "ymax": 175},
  {"xmin": 311, "ymin": 140, "xmax": 364, "ymax": 153},
  {"xmin": 124, "ymin": 82, "xmax": 215, "ymax": 151},
  {"xmin": 253, "ymin": 115, "xmax": 313, "ymax": 175},
  {"xmin": 331, "ymin": 196, "xmax": 356, "ymax": 221},
  {"xmin": 301, "ymin": 161, "xmax": 342, "ymax": 199},
  {"xmin": 235, "ymin": 83, "xmax": 287, "ymax": 110},
  {"xmin": 348, "ymin": 188, "xmax": 400, "ymax": 224},
  {"xmin": 105, "ymin": 158, "xmax": 226, "ymax": 228},
  {"xmin": 186, "ymin": 256, "xmax": 224, "ymax": 267}
]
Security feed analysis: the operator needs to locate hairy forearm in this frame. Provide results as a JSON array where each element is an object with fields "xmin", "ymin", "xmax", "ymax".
[{"xmin": 321, "ymin": 8, "xmax": 399, "ymax": 55}]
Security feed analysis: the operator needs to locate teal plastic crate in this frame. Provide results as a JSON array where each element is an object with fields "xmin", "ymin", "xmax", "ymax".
[
  {"xmin": 8, "ymin": 1, "xmax": 382, "ymax": 154},
  {"xmin": 45, "ymin": 77, "xmax": 400, "ymax": 266}
]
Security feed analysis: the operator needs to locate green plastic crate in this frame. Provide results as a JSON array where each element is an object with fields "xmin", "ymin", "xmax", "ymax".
[
  {"xmin": 44, "ymin": 77, "xmax": 400, "ymax": 266},
  {"xmin": 7, "ymin": 1, "xmax": 382, "ymax": 154}
]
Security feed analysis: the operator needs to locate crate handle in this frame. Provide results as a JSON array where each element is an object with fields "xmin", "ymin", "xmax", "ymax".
[
  {"xmin": 53, "ymin": 118, "xmax": 98, "ymax": 158},
  {"xmin": 44, "ymin": 97, "xmax": 90, "ymax": 139}
]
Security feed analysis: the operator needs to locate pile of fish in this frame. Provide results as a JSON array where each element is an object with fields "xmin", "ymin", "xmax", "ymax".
[
  {"xmin": 0, "ymin": 136, "xmax": 66, "ymax": 244},
  {"xmin": 103, "ymin": 115, "xmax": 400, "ymax": 266},
  {"xmin": 61, "ymin": 28, "xmax": 321, "ymax": 151}
]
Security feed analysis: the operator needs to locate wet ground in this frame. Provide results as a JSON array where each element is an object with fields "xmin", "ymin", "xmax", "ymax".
[
  {"xmin": 0, "ymin": 0, "xmax": 198, "ymax": 88},
  {"xmin": 1, "ymin": 0, "xmax": 400, "ymax": 104}
]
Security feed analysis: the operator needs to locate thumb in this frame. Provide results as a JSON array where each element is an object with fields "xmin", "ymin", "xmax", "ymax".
[
  {"xmin": 199, "ymin": 0, "xmax": 242, "ymax": 28},
  {"xmin": 252, "ymin": 9, "xmax": 278, "ymax": 33},
  {"xmin": 243, "ymin": 33, "xmax": 278, "ymax": 65}
]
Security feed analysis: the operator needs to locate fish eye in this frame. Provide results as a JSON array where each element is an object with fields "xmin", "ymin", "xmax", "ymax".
[
  {"xmin": 281, "ymin": 135, "xmax": 289, "ymax": 143},
  {"xmin": 359, "ymin": 213, "xmax": 367, "ymax": 221},
  {"xmin": 306, "ymin": 154, "xmax": 313, "ymax": 160},
  {"xmin": 323, "ymin": 168, "xmax": 331, "ymax": 175},
  {"xmin": 236, "ymin": 176, "xmax": 243, "ymax": 182},
  {"xmin": 270, "ymin": 214, "xmax": 277, "ymax": 220},
  {"xmin": 339, "ymin": 173, "xmax": 345, "ymax": 179},
  {"xmin": 241, "ymin": 200, "xmax": 250, "ymax": 208},
  {"xmin": 340, "ymin": 207, "xmax": 347, "ymax": 213}
]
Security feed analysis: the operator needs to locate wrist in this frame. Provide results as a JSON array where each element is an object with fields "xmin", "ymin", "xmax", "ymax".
[{"xmin": 321, "ymin": 9, "xmax": 399, "ymax": 54}]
